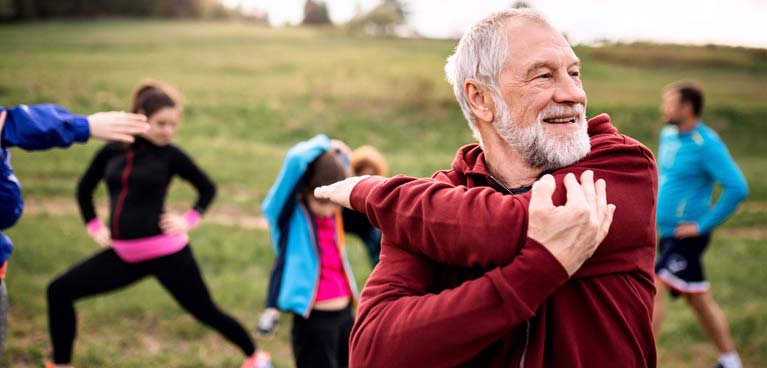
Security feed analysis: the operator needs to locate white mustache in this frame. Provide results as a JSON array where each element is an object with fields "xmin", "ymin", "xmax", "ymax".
[{"xmin": 538, "ymin": 104, "xmax": 585, "ymax": 120}]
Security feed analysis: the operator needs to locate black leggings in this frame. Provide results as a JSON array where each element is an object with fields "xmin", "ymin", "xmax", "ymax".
[
  {"xmin": 47, "ymin": 245, "xmax": 255, "ymax": 364},
  {"xmin": 291, "ymin": 306, "xmax": 354, "ymax": 368}
]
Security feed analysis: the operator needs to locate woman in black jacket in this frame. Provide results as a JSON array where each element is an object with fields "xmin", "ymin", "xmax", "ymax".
[{"xmin": 46, "ymin": 81, "xmax": 270, "ymax": 368}]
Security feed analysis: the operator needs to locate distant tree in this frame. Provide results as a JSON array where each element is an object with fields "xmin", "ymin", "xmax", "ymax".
[
  {"xmin": 1, "ymin": 0, "xmax": 230, "ymax": 20},
  {"xmin": 0, "ymin": 0, "xmax": 17, "ymax": 19},
  {"xmin": 511, "ymin": 1, "xmax": 531, "ymax": 9},
  {"xmin": 382, "ymin": 0, "xmax": 406, "ymax": 20},
  {"xmin": 347, "ymin": 0, "xmax": 408, "ymax": 36},
  {"xmin": 302, "ymin": 0, "xmax": 331, "ymax": 25}
]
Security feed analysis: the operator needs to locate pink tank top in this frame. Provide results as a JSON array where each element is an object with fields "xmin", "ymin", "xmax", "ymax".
[{"xmin": 313, "ymin": 215, "xmax": 352, "ymax": 302}]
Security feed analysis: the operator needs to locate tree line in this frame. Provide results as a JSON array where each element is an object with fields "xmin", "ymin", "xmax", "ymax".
[{"xmin": 0, "ymin": 0, "xmax": 233, "ymax": 21}]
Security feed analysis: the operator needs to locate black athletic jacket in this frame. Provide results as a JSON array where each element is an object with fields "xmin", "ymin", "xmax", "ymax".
[{"xmin": 76, "ymin": 137, "xmax": 215, "ymax": 240}]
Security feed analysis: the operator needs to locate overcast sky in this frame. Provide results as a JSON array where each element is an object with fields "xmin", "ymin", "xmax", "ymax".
[{"xmin": 223, "ymin": 0, "xmax": 767, "ymax": 48}]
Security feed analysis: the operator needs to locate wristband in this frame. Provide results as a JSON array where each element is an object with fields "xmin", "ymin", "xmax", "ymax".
[
  {"xmin": 86, "ymin": 218, "xmax": 104, "ymax": 237},
  {"xmin": 184, "ymin": 209, "xmax": 202, "ymax": 230}
]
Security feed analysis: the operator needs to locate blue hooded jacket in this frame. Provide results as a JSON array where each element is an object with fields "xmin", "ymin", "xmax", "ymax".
[
  {"xmin": 261, "ymin": 134, "xmax": 358, "ymax": 316},
  {"xmin": 0, "ymin": 104, "xmax": 90, "ymax": 263}
]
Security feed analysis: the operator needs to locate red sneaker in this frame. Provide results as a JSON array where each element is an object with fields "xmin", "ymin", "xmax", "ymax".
[{"xmin": 241, "ymin": 351, "xmax": 271, "ymax": 368}]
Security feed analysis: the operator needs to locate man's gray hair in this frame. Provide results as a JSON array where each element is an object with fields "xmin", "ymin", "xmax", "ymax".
[{"xmin": 445, "ymin": 9, "xmax": 552, "ymax": 146}]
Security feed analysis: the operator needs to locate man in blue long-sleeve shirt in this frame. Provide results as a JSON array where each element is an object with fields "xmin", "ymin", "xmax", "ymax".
[
  {"xmin": 0, "ymin": 104, "xmax": 147, "ymax": 359},
  {"xmin": 652, "ymin": 82, "xmax": 748, "ymax": 368}
]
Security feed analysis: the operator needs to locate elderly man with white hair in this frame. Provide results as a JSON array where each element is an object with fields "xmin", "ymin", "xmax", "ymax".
[{"xmin": 316, "ymin": 9, "xmax": 658, "ymax": 367}]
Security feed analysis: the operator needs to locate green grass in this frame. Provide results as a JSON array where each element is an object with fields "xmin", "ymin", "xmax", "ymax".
[{"xmin": 0, "ymin": 20, "xmax": 765, "ymax": 367}]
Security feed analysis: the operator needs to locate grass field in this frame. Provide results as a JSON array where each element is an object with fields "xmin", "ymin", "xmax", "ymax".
[{"xmin": 1, "ymin": 20, "xmax": 765, "ymax": 367}]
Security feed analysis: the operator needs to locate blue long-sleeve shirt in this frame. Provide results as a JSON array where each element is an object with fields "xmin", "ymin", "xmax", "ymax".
[
  {"xmin": 656, "ymin": 122, "xmax": 749, "ymax": 237},
  {"xmin": 0, "ymin": 104, "xmax": 90, "ymax": 263}
]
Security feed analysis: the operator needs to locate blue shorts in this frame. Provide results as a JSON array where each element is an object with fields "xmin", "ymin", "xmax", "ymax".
[{"xmin": 655, "ymin": 235, "xmax": 711, "ymax": 297}]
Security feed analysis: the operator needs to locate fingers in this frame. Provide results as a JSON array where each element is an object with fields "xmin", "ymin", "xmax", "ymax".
[
  {"xmin": 581, "ymin": 170, "xmax": 597, "ymax": 202},
  {"xmin": 159, "ymin": 214, "xmax": 172, "ymax": 231},
  {"xmin": 530, "ymin": 174, "xmax": 556, "ymax": 211},
  {"xmin": 160, "ymin": 222, "xmax": 181, "ymax": 234},
  {"xmin": 107, "ymin": 117, "xmax": 149, "ymax": 137},
  {"xmin": 88, "ymin": 111, "xmax": 149, "ymax": 142},
  {"xmin": 99, "ymin": 111, "xmax": 148, "ymax": 122},
  {"xmin": 159, "ymin": 214, "xmax": 187, "ymax": 234},
  {"xmin": 106, "ymin": 133, "xmax": 136, "ymax": 143},
  {"xmin": 597, "ymin": 204, "xmax": 617, "ymax": 243},
  {"xmin": 595, "ymin": 178, "xmax": 607, "ymax": 209},
  {"xmin": 114, "ymin": 121, "xmax": 150, "ymax": 134},
  {"xmin": 580, "ymin": 170, "xmax": 596, "ymax": 210},
  {"xmin": 98, "ymin": 237, "xmax": 111, "ymax": 248},
  {"xmin": 563, "ymin": 172, "xmax": 586, "ymax": 207},
  {"xmin": 314, "ymin": 181, "xmax": 351, "ymax": 209},
  {"xmin": 94, "ymin": 230, "xmax": 111, "ymax": 247},
  {"xmin": 118, "ymin": 112, "xmax": 148, "ymax": 122},
  {"xmin": 314, "ymin": 176, "xmax": 368, "ymax": 209},
  {"xmin": 313, "ymin": 185, "xmax": 333, "ymax": 200}
]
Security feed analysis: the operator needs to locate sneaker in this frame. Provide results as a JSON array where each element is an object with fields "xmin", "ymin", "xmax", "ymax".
[
  {"xmin": 255, "ymin": 309, "xmax": 280, "ymax": 339},
  {"xmin": 242, "ymin": 351, "xmax": 272, "ymax": 368},
  {"xmin": 46, "ymin": 363, "xmax": 73, "ymax": 368}
]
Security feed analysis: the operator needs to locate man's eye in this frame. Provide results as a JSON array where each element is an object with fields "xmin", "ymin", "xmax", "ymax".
[
  {"xmin": 570, "ymin": 71, "xmax": 581, "ymax": 77},
  {"xmin": 537, "ymin": 73, "xmax": 552, "ymax": 79}
]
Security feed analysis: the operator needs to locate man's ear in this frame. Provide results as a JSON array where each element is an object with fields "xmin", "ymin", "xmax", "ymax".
[{"xmin": 464, "ymin": 79, "xmax": 495, "ymax": 124}]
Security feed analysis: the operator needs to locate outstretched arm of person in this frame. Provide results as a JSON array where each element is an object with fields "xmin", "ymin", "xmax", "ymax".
[
  {"xmin": 316, "ymin": 170, "xmax": 615, "ymax": 270},
  {"xmin": 0, "ymin": 105, "xmax": 147, "ymax": 150},
  {"xmin": 317, "ymin": 174, "xmax": 526, "ymax": 268}
]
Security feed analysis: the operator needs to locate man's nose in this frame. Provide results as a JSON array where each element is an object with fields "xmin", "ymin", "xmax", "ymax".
[{"xmin": 553, "ymin": 74, "xmax": 586, "ymax": 105}]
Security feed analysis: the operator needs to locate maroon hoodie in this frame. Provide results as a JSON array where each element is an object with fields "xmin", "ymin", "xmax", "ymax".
[{"xmin": 348, "ymin": 114, "xmax": 658, "ymax": 367}]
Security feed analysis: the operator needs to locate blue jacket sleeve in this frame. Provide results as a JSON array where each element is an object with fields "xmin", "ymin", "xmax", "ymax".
[
  {"xmin": 0, "ymin": 231, "xmax": 13, "ymax": 264},
  {"xmin": 261, "ymin": 134, "xmax": 330, "ymax": 253},
  {"xmin": 697, "ymin": 137, "xmax": 749, "ymax": 233},
  {"xmin": 0, "ymin": 104, "xmax": 90, "ymax": 150}
]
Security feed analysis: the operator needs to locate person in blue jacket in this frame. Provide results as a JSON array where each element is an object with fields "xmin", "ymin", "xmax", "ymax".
[
  {"xmin": 0, "ymin": 104, "xmax": 148, "ymax": 358},
  {"xmin": 258, "ymin": 135, "xmax": 359, "ymax": 368},
  {"xmin": 652, "ymin": 82, "xmax": 749, "ymax": 368}
]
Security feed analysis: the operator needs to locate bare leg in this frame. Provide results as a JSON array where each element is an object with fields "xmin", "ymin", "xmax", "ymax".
[
  {"xmin": 652, "ymin": 277, "xmax": 667, "ymax": 337},
  {"xmin": 684, "ymin": 292, "xmax": 736, "ymax": 354}
]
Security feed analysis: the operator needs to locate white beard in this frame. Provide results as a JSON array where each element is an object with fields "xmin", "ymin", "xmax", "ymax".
[{"xmin": 493, "ymin": 99, "xmax": 591, "ymax": 171}]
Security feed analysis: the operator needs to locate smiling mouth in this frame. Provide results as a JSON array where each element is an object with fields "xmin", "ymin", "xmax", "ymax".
[{"xmin": 543, "ymin": 116, "xmax": 577, "ymax": 124}]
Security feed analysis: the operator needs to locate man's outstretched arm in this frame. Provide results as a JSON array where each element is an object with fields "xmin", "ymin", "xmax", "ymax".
[{"xmin": 317, "ymin": 170, "xmax": 614, "ymax": 271}]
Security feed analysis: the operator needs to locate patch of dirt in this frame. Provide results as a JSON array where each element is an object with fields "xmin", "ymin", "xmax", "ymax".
[
  {"xmin": 741, "ymin": 200, "xmax": 767, "ymax": 213},
  {"xmin": 719, "ymin": 226, "xmax": 767, "ymax": 240},
  {"xmin": 22, "ymin": 197, "xmax": 268, "ymax": 230}
]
